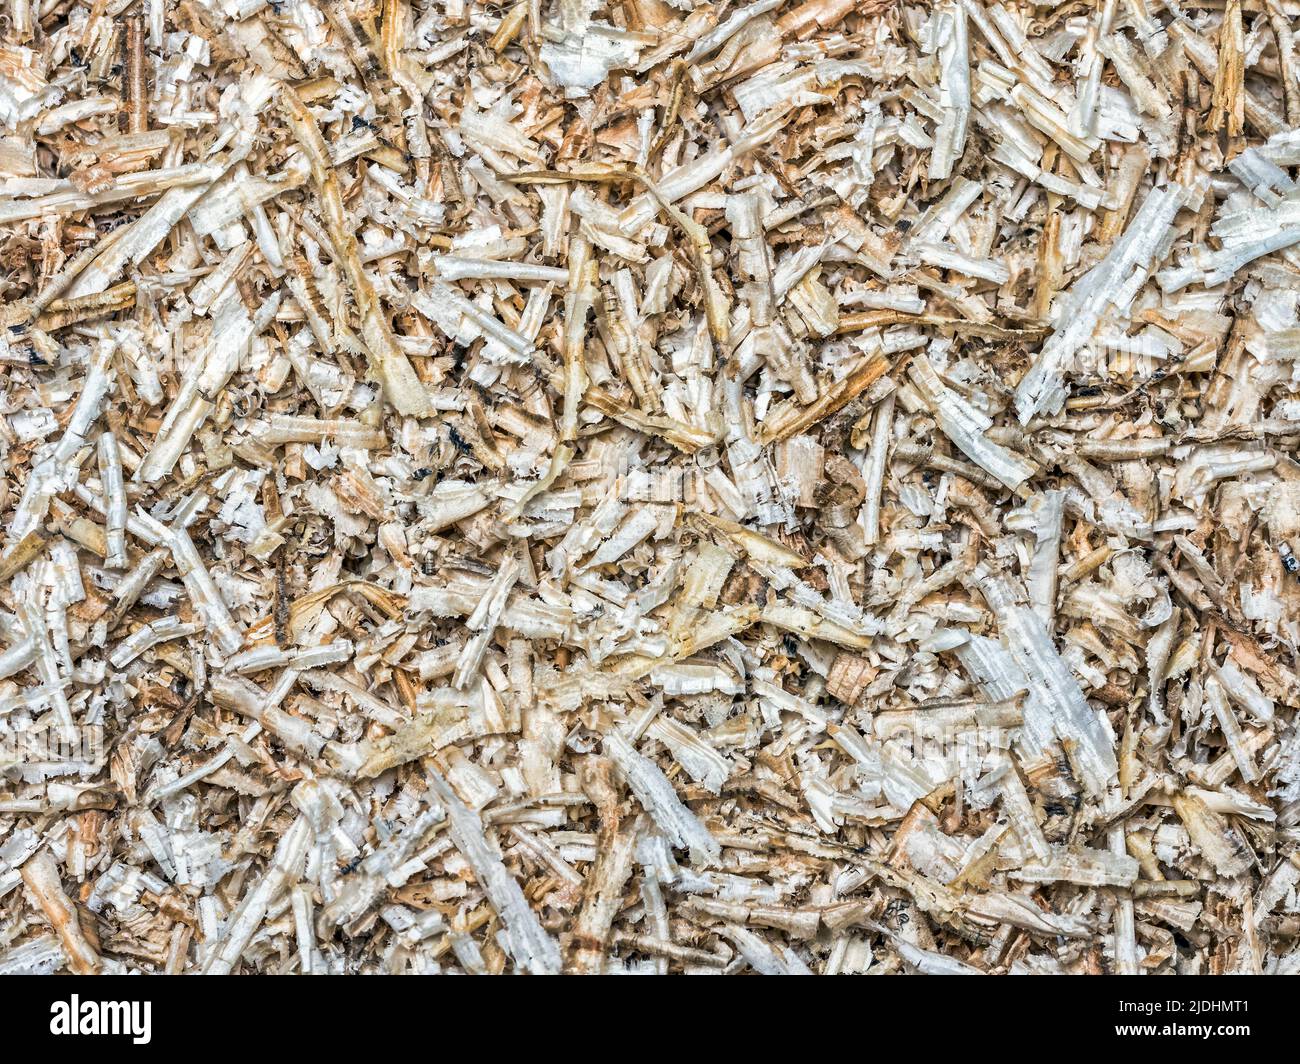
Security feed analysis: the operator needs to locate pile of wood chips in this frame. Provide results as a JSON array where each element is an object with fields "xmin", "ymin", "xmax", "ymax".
[{"xmin": 3, "ymin": 0, "xmax": 1300, "ymax": 975}]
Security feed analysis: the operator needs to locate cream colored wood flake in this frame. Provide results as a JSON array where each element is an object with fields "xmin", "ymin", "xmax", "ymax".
[{"xmin": 2, "ymin": 0, "xmax": 1300, "ymax": 978}]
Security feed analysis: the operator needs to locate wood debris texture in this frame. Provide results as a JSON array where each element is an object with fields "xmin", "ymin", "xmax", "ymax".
[{"xmin": 6, "ymin": 0, "xmax": 1300, "ymax": 977}]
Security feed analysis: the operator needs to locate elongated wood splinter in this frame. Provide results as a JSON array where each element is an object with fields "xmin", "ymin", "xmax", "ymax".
[{"xmin": 125, "ymin": 14, "xmax": 148, "ymax": 135}]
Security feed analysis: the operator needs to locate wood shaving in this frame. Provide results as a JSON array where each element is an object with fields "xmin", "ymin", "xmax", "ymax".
[{"xmin": 4, "ymin": 0, "xmax": 1300, "ymax": 976}]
